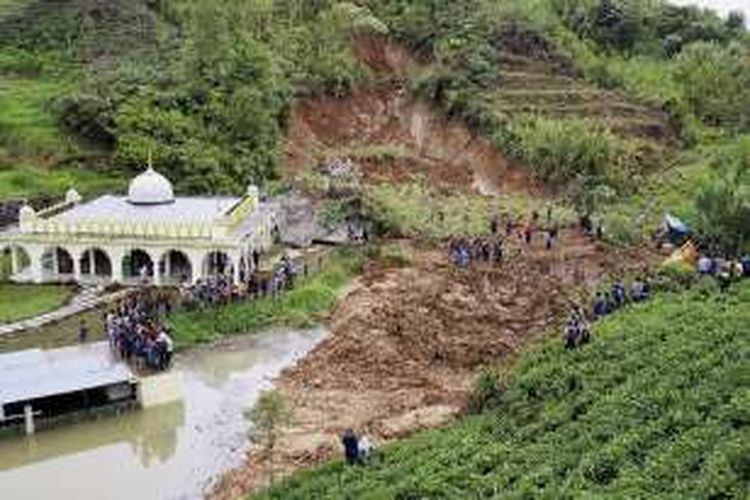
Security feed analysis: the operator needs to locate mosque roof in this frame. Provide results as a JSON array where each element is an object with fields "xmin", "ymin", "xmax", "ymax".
[
  {"xmin": 51, "ymin": 194, "xmax": 240, "ymax": 226},
  {"xmin": 128, "ymin": 166, "xmax": 174, "ymax": 205}
]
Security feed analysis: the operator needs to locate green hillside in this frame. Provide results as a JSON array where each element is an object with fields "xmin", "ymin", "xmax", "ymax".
[
  {"xmin": 256, "ymin": 281, "xmax": 750, "ymax": 499},
  {"xmin": 0, "ymin": 0, "xmax": 382, "ymax": 197},
  {"xmin": 1, "ymin": 0, "xmax": 747, "ymax": 204}
]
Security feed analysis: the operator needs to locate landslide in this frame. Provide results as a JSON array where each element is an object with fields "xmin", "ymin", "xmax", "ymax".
[
  {"xmin": 283, "ymin": 35, "xmax": 679, "ymax": 196},
  {"xmin": 213, "ymin": 232, "xmax": 657, "ymax": 497},
  {"xmin": 283, "ymin": 37, "xmax": 534, "ymax": 196},
  {"xmin": 213, "ymin": 34, "xmax": 677, "ymax": 498}
]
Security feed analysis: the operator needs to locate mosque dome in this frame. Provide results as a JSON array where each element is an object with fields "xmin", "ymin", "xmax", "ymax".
[{"xmin": 128, "ymin": 166, "xmax": 175, "ymax": 205}]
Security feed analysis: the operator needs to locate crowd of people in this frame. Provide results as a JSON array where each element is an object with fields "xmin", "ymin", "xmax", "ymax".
[
  {"xmin": 103, "ymin": 290, "xmax": 175, "ymax": 372},
  {"xmin": 698, "ymin": 253, "xmax": 750, "ymax": 290},
  {"xmin": 179, "ymin": 255, "xmax": 299, "ymax": 309},
  {"xmin": 448, "ymin": 236, "xmax": 505, "ymax": 268},
  {"xmin": 565, "ymin": 252, "xmax": 750, "ymax": 350},
  {"xmin": 447, "ymin": 210, "xmax": 564, "ymax": 268}
]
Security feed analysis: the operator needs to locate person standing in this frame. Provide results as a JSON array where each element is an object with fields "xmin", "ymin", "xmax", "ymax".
[
  {"xmin": 78, "ymin": 320, "xmax": 89, "ymax": 344},
  {"xmin": 341, "ymin": 428, "xmax": 360, "ymax": 465}
]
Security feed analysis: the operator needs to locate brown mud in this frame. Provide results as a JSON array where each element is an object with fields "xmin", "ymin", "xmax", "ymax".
[
  {"xmin": 212, "ymin": 232, "xmax": 656, "ymax": 498},
  {"xmin": 283, "ymin": 37, "xmax": 535, "ymax": 196},
  {"xmin": 212, "ymin": 35, "xmax": 670, "ymax": 498}
]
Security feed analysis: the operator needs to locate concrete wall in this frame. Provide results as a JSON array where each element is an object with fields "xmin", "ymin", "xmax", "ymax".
[{"xmin": 137, "ymin": 372, "xmax": 184, "ymax": 408}]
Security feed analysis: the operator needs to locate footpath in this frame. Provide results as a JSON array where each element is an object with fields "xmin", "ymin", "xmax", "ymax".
[{"xmin": 0, "ymin": 287, "xmax": 130, "ymax": 336}]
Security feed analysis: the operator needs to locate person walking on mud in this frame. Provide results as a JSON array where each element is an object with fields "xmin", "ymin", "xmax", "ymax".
[{"xmin": 341, "ymin": 428, "xmax": 360, "ymax": 465}]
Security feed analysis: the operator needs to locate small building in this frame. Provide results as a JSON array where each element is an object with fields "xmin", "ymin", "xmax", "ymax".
[
  {"xmin": 0, "ymin": 164, "xmax": 278, "ymax": 286},
  {"xmin": 0, "ymin": 343, "xmax": 137, "ymax": 434}
]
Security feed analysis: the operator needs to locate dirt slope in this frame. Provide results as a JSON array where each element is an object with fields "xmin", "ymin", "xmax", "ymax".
[
  {"xmin": 283, "ymin": 36, "xmax": 678, "ymax": 197},
  {"xmin": 283, "ymin": 39, "xmax": 534, "ymax": 196},
  {"xmin": 213, "ymin": 36, "xmax": 672, "ymax": 497},
  {"xmin": 213, "ymin": 232, "xmax": 656, "ymax": 497}
]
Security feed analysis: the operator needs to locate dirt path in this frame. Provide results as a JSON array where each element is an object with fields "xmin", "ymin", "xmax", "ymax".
[{"xmin": 212, "ymin": 232, "xmax": 656, "ymax": 497}]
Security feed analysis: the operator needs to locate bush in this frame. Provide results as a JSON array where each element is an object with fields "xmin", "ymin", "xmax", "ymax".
[
  {"xmin": 469, "ymin": 364, "xmax": 504, "ymax": 413},
  {"xmin": 694, "ymin": 136, "xmax": 750, "ymax": 254},
  {"xmin": 495, "ymin": 115, "xmax": 631, "ymax": 188},
  {"xmin": 673, "ymin": 42, "xmax": 750, "ymax": 131}
]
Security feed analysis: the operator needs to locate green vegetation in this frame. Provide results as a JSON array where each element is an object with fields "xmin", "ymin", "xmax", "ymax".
[
  {"xmin": 247, "ymin": 389, "xmax": 293, "ymax": 482},
  {"xmin": 168, "ymin": 249, "xmax": 364, "ymax": 348},
  {"xmin": 0, "ymin": 283, "xmax": 73, "ymax": 323},
  {"xmin": 599, "ymin": 134, "xmax": 750, "ymax": 248},
  {"xmin": 498, "ymin": 115, "xmax": 631, "ymax": 187},
  {"xmin": 695, "ymin": 135, "xmax": 750, "ymax": 253},
  {"xmin": 365, "ymin": 179, "xmax": 576, "ymax": 239},
  {"xmin": 0, "ymin": 301, "xmax": 107, "ymax": 353},
  {"xmin": 0, "ymin": 0, "xmax": 747, "ymax": 218},
  {"xmin": 256, "ymin": 282, "xmax": 750, "ymax": 499},
  {"xmin": 0, "ymin": 0, "xmax": 386, "ymax": 195},
  {"xmin": 0, "ymin": 165, "xmax": 121, "ymax": 199}
]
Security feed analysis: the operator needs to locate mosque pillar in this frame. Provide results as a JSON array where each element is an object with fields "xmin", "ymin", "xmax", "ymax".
[
  {"xmin": 27, "ymin": 246, "xmax": 44, "ymax": 284},
  {"xmin": 232, "ymin": 256, "xmax": 241, "ymax": 284},
  {"xmin": 52, "ymin": 248, "xmax": 59, "ymax": 277},
  {"xmin": 165, "ymin": 252, "xmax": 172, "ymax": 282},
  {"xmin": 88, "ymin": 249, "xmax": 95, "ymax": 277},
  {"xmin": 186, "ymin": 250, "xmax": 203, "ymax": 284},
  {"xmin": 10, "ymin": 246, "xmax": 19, "ymax": 275},
  {"xmin": 72, "ymin": 253, "xmax": 81, "ymax": 282},
  {"xmin": 110, "ymin": 248, "xmax": 124, "ymax": 284}
]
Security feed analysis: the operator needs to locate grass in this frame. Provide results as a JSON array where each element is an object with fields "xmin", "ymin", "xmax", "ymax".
[
  {"xmin": 0, "ymin": 77, "xmax": 74, "ymax": 160},
  {"xmin": 0, "ymin": 283, "xmax": 74, "ymax": 324},
  {"xmin": 168, "ymin": 249, "xmax": 365, "ymax": 349},
  {"xmin": 0, "ymin": 48, "xmax": 118, "ymax": 199},
  {"xmin": 366, "ymin": 179, "xmax": 576, "ymax": 240},
  {"xmin": 255, "ymin": 281, "xmax": 750, "ymax": 499},
  {"xmin": 0, "ymin": 303, "xmax": 107, "ymax": 353},
  {"xmin": 0, "ymin": 164, "xmax": 123, "ymax": 199}
]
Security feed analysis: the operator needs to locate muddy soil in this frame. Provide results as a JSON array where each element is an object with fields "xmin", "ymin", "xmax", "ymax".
[
  {"xmin": 283, "ymin": 38, "xmax": 536, "ymax": 196},
  {"xmin": 212, "ymin": 231, "xmax": 656, "ymax": 498}
]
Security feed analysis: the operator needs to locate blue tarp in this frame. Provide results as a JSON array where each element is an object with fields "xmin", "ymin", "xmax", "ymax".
[{"xmin": 664, "ymin": 213, "xmax": 689, "ymax": 235}]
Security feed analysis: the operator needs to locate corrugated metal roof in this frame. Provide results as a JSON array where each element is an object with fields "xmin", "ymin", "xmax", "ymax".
[{"xmin": 0, "ymin": 342, "xmax": 135, "ymax": 407}]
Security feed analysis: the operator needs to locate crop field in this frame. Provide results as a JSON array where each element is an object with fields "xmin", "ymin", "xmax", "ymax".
[{"xmin": 256, "ymin": 282, "xmax": 750, "ymax": 499}]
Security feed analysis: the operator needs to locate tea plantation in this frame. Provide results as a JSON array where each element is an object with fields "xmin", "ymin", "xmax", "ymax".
[{"xmin": 256, "ymin": 282, "xmax": 750, "ymax": 499}]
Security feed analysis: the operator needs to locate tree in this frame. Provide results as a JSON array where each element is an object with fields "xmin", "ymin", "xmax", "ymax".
[
  {"xmin": 246, "ymin": 389, "xmax": 292, "ymax": 483},
  {"xmin": 673, "ymin": 42, "xmax": 750, "ymax": 131},
  {"xmin": 695, "ymin": 137, "xmax": 750, "ymax": 254}
]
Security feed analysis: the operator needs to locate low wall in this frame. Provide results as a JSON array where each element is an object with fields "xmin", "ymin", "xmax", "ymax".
[{"xmin": 137, "ymin": 371, "xmax": 184, "ymax": 408}]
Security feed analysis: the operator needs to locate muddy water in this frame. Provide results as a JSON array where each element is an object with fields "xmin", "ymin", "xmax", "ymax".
[{"xmin": 0, "ymin": 327, "xmax": 327, "ymax": 500}]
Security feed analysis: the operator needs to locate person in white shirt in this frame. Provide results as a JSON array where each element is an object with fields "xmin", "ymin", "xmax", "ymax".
[{"xmin": 358, "ymin": 435, "xmax": 375, "ymax": 462}]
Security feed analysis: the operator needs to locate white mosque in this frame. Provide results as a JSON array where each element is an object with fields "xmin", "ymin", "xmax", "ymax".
[{"xmin": 0, "ymin": 165, "xmax": 279, "ymax": 286}]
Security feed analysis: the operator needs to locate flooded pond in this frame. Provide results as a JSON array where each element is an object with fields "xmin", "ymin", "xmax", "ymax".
[{"xmin": 0, "ymin": 327, "xmax": 327, "ymax": 500}]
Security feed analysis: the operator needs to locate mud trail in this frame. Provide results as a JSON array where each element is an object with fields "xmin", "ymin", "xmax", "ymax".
[{"xmin": 212, "ymin": 232, "xmax": 655, "ymax": 497}]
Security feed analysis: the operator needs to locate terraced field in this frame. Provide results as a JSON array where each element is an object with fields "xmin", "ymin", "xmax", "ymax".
[{"xmin": 491, "ymin": 52, "xmax": 678, "ymax": 152}]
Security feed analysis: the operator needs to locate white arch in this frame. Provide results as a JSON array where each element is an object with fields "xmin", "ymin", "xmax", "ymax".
[
  {"xmin": 79, "ymin": 247, "xmax": 113, "ymax": 284},
  {"xmin": 159, "ymin": 249, "xmax": 193, "ymax": 285},
  {"xmin": 41, "ymin": 246, "xmax": 75, "ymax": 282},
  {"xmin": 1, "ymin": 244, "xmax": 32, "ymax": 282},
  {"xmin": 122, "ymin": 248, "xmax": 155, "ymax": 285}
]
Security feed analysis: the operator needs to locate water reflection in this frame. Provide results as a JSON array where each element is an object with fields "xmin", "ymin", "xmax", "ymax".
[
  {"xmin": 0, "ymin": 401, "xmax": 184, "ymax": 471},
  {"xmin": 0, "ymin": 327, "xmax": 327, "ymax": 500}
]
